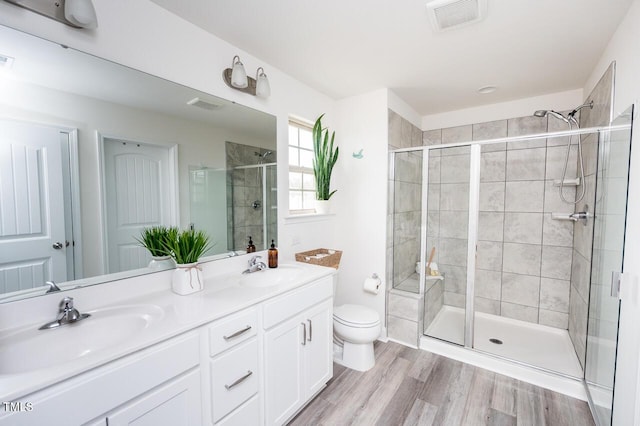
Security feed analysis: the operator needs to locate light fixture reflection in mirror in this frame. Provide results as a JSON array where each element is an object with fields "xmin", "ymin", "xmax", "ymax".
[{"xmin": 0, "ymin": 24, "xmax": 277, "ymax": 303}]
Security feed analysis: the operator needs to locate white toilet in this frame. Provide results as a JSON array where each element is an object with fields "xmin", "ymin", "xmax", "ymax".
[{"xmin": 333, "ymin": 303, "xmax": 381, "ymax": 371}]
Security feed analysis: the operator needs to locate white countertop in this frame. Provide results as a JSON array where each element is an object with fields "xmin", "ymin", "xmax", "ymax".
[{"xmin": 0, "ymin": 258, "xmax": 336, "ymax": 401}]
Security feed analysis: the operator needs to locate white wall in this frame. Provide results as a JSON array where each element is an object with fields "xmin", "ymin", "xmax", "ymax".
[
  {"xmin": 422, "ymin": 89, "xmax": 584, "ymax": 130},
  {"xmin": 333, "ymin": 89, "xmax": 389, "ymax": 336},
  {"xmin": 584, "ymin": 1, "xmax": 640, "ymax": 424},
  {"xmin": 0, "ymin": 0, "xmax": 337, "ymax": 270}
]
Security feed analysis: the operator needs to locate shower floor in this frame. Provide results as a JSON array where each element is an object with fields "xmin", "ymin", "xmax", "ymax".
[{"xmin": 425, "ymin": 305, "xmax": 583, "ymax": 377}]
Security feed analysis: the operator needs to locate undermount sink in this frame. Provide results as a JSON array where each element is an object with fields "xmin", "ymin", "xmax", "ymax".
[
  {"xmin": 0, "ymin": 304, "xmax": 164, "ymax": 375},
  {"xmin": 238, "ymin": 264, "xmax": 307, "ymax": 288}
]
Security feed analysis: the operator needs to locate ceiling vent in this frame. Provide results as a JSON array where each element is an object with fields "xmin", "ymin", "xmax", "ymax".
[
  {"xmin": 187, "ymin": 97, "xmax": 223, "ymax": 111},
  {"xmin": 426, "ymin": 0, "xmax": 486, "ymax": 32}
]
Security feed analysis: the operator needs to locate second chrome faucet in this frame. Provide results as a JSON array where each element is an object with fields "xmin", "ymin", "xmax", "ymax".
[{"xmin": 242, "ymin": 256, "xmax": 268, "ymax": 274}]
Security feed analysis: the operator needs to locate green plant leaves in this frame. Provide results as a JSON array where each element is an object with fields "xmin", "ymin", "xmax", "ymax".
[
  {"xmin": 161, "ymin": 229, "xmax": 213, "ymax": 265},
  {"xmin": 312, "ymin": 114, "xmax": 339, "ymax": 200},
  {"xmin": 136, "ymin": 226, "xmax": 179, "ymax": 257}
]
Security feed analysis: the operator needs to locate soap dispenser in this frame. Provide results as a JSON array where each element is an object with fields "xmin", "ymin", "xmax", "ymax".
[
  {"xmin": 247, "ymin": 236, "xmax": 256, "ymax": 253},
  {"xmin": 268, "ymin": 240, "xmax": 278, "ymax": 268}
]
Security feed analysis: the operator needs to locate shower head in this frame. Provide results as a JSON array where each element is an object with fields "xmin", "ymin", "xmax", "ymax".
[
  {"xmin": 533, "ymin": 109, "xmax": 570, "ymax": 123},
  {"xmin": 568, "ymin": 100, "xmax": 594, "ymax": 118}
]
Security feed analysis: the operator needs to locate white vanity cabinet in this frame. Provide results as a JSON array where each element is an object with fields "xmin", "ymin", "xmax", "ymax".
[
  {"xmin": 0, "ymin": 332, "xmax": 202, "ymax": 426},
  {"xmin": 263, "ymin": 276, "xmax": 333, "ymax": 425},
  {"xmin": 202, "ymin": 307, "xmax": 260, "ymax": 425},
  {"xmin": 0, "ymin": 266, "xmax": 336, "ymax": 426}
]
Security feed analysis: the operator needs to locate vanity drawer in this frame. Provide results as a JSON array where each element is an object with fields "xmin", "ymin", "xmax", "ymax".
[
  {"xmin": 208, "ymin": 308, "xmax": 257, "ymax": 356},
  {"xmin": 210, "ymin": 339, "xmax": 259, "ymax": 423},
  {"xmin": 216, "ymin": 395, "xmax": 260, "ymax": 426},
  {"xmin": 263, "ymin": 276, "xmax": 332, "ymax": 329}
]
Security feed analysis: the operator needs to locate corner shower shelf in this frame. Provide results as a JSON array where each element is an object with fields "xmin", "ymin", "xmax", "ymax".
[
  {"xmin": 553, "ymin": 177, "xmax": 581, "ymax": 187},
  {"xmin": 425, "ymin": 274, "xmax": 444, "ymax": 282}
]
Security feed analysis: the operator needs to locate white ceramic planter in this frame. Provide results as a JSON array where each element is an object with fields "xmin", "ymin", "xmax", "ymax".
[
  {"xmin": 148, "ymin": 255, "xmax": 174, "ymax": 270},
  {"xmin": 172, "ymin": 262, "xmax": 204, "ymax": 295},
  {"xmin": 315, "ymin": 199, "xmax": 330, "ymax": 214}
]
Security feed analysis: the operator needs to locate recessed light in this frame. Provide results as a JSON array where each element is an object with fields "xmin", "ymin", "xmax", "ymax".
[{"xmin": 478, "ymin": 85, "xmax": 497, "ymax": 94}]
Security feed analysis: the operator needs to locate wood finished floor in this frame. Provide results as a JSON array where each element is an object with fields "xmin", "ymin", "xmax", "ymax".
[{"xmin": 289, "ymin": 341, "xmax": 594, "ymax": 426}]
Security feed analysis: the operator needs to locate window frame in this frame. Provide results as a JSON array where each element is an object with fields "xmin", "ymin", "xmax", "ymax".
[{"xmin": 288, "ymin": 118, "xmax": 316, "ymax": 214}]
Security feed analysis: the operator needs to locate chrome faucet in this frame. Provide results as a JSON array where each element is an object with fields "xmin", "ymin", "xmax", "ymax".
[
  {"xmin": 39, "ymin": 297, "xmax": 91, "ymax": 330},
  {"xmin": 44, "ymin": 281, "xmax": 61, "ymax": 294},
  {"xmin": 242, "ymin": 256, "xmax": 268, "ymax": 274}
]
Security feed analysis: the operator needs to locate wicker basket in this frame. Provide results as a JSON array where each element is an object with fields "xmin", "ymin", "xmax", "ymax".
[{"xmin": 295, "ymin": 248, "xmax": 342, "ymax": 269}]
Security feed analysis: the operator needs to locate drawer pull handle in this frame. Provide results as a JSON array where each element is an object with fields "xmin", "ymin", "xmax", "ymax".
[
  {"xmin": 223, "ymin": 325, "xmax": 252, "ymax": 340},
  {"xmin": 301, "ymin": 322, "xmax": 307, "ymax": 346},
  {"xmin": 225, "ymin": 370, "xmax": 253, "ymax": 390},
  {"xmin": 307, "ymin": 319, "xmax": 312, "ymax": 342}
]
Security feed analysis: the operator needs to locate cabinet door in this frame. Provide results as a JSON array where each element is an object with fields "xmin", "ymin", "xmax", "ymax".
[
  {"xmin": 264, "ymin": 317, "xmax": 305, "ymax": 425},
  {"xmin": 303, "ymin": 299, "xmax": 333, "ymax": 397},
  {"xmin": 107, "ymin": 369, "xmax": 201, "ymax": 426}
]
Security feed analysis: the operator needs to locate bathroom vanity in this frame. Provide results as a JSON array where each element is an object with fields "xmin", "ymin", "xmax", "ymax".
[{"xmin": 0, "ymin": 257, "xmax": 335, "ymax": 426}]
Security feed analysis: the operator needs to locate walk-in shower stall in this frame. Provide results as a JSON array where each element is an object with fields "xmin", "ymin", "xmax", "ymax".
[{"xmin": 387, "ymin": 104, "xmax": 633, "ymax": 425}]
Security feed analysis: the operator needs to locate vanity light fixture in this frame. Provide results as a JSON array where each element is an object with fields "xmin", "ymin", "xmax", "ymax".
[
  {"xmin": 230, "ymin": 55, "xmax": 248, "ymax": 88},
  {"xmin": 255, "ymin": 67, "xmax": 271, "ymax": 99},
  {"xmin": 3, "ymin": 0, "xmax": 98, "ymax": 29},
  {"xmin": 223, "ymin": 55, "xmax": 271, "ymax": 98}
]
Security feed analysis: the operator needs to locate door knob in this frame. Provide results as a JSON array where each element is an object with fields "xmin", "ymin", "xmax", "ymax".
[{"xmin": 52, "ymin": 241, "xmax": 69, "ymax": 249}]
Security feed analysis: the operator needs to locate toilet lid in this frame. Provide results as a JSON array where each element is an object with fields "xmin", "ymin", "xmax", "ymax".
[{"xmin": 334, "ymin": 304, "xmax": 380, "ymax": 327}]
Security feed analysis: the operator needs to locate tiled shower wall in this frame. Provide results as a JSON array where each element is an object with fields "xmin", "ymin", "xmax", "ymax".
[
  {"xmin": 423, "ymin": 116, "xmax": 582, "ymax": 330},
  {"xmin": 225, "ymin": 141, "xmax": 277, "ymax": 251},
  {"xmin": 569, "ymin": 63, "xmax": 614, "ymax": 368},
  {"xmin": 386, "ymin": 110, "xmax": 424, "ymax": 346}
]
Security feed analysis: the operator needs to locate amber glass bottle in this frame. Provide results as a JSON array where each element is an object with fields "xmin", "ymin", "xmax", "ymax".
[
  {"xmin": 268, "ymin": 240, "xmax": 278, "ymax": 268},
  {"xmin": 247, "ymin": 236, "xmax": 256, "ymax": 253}
]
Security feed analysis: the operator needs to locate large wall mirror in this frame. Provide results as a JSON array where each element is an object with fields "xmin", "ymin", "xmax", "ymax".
[{"xmin": 0, "ymin": 24, "xmax": 277, "ymax": 302}]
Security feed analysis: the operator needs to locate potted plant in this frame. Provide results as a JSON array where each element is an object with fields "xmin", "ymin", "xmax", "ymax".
[
  {"xmin": 137, "ymin": 226, "xmax": 178, "ymax": 269},
  {"xmin": 312, "ymin": 114, "xmax": 339, "ymax": 214},
  {"xmin": 163, "ymin": 229, "xmax": 212, "ymax": 295}
]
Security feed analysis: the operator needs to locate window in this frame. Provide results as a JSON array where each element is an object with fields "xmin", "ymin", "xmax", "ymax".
[{"xmin": 288, "ymin": 119, "xmax": 316, "ymax": 213}]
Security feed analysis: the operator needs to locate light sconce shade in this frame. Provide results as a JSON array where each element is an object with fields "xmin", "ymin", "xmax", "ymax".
[
  {"xmin": 65, "ymin": 0, "xmax": 98, "ymax": 29},
  {"xmin": 3, "ymin": 0, "xmax": 98, "ymax": 29},
  {"xmin": 230, "ymin": 56, "xmax": 248, "ymax": 89},
  {"xmin": 255, "ymin": 67, "xmax": 271, "ymax": 98},
  {"xmin": 222, "ymin": 55, "xmax": 271, "ymax": 98}
]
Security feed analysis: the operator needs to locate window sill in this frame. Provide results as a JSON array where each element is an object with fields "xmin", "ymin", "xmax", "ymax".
[{"xmin": 284, "ymin": 213, "xmax": 336, "ymax": 224}]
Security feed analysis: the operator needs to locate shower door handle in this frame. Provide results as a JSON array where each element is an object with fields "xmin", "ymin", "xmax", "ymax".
[{"xmin": 611, "ymin": 271, "xmax": 622, "ymax": 299}]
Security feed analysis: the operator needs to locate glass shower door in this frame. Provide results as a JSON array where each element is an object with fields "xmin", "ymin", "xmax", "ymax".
[
  {"xmin": 423, "ymin": 145, "xmax": 471, "ymax": 346},
  {"xmin": 585, "ymin": 106, "xmax": 633, "ymax": 425}
]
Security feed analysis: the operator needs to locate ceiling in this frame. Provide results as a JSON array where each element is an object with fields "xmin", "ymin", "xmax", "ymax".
[
  {"xmin": 0, "ymin": 24, "xmax": 274, "ymax": 140},
  {"xmin": 150, "ymin": 0, "xmax": 633, "ymax": 116}
]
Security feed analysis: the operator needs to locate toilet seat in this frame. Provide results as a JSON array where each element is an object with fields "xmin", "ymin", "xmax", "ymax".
[{"xmin": 334, "ymin": 304, "xmax": 380, "ymax": 328}]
